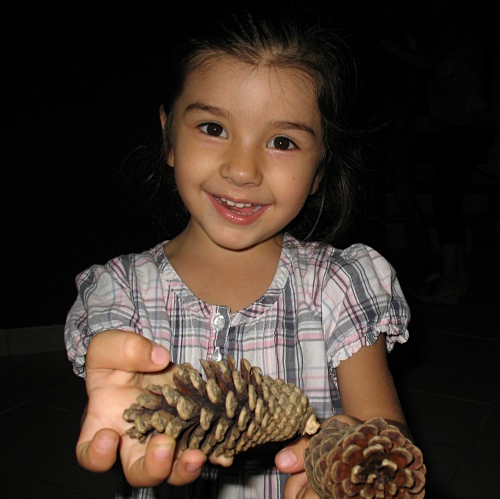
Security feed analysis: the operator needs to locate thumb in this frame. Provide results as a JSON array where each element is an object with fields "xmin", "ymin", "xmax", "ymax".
[
  {"xmin": 275, "ymin": 415, "xmax": 362, "ymax": 474},
  {"xmin": 275, "ymin": 436, "xmax": 311, "ymax": 474},
  {"xmin": 87, "ymin": 329, "xmax": 170, "ymax": 372}
]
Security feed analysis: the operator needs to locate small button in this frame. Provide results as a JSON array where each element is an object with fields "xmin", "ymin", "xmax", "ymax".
[
  {"xmin": 210, "ymin": 347, "xmax": 222, "ymax": 362},
  {"xmin": 212, "ymin": 313, "xmax": 225, "ymax": 331}
]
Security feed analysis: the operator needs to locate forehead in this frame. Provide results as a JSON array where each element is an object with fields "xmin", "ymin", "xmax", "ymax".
[
  {"xmin": 179, "ymin": 54, "xmax": 320, "ymax": 124},
  {"xmin": 187, "ymin": 53, "xmax": 316, "ymax": 92}
]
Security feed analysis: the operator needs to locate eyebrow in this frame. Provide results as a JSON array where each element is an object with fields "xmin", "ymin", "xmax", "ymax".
[
  {"xmin": 184, "ymin": 101, "xmax": 317, "ymax": 137},
  {"xmin": 185, "ymin": 102, "xmax": 232, "ymax": 119},
  {"xmin": 269, "ymin": 120, "xmax": 317, "ymax": 137}
]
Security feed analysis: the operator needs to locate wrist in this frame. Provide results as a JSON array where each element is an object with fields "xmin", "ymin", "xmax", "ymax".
[{"xmin": 384, "ymin": 419, "xmax": 413, "ymax": 441}]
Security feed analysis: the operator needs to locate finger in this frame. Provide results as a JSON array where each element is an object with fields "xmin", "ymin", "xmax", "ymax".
[
  {"xmin": 167, "ymin": 448, "xmax": 207, "ymax": 486},
  {"xmin": 207, "ymin": 453, "xmax": 234, "ymax": 467},
  {"xmin": 330, "ymin": 413, "xmax": 362, "ymax": 427},
  {"xmin": 124, "ymin": 434, "xmax": 176, "ymax": 487},
  {"xmin": 275, "ymin": 436, "xmax": 311, "ymax": 474},
  {"xmin": 283, "ymin": 471, "xmax": 310, "ymax": 499},
  {"xmin": 87, "ymin": 329, "xmax": 170, "ymax": 372},
  {"xmin": 300, "ymin": 486, "xmax": 319, "ymax": 499},
  {"xmin": 76, "ymin": 428, "xmax": 119, "ymax": 472},
  {"xmin": 123, "ymin": 435, "xmax": 206, "ymax": 488}
]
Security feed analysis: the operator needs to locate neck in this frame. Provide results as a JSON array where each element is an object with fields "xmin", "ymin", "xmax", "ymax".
[
  {"xmin": 163, "ymin": 224, "xmax": 284, "ymax": 312},
  {"xmin": 165, "ymin": 221, "xmax": 284, "ymax": 265}
]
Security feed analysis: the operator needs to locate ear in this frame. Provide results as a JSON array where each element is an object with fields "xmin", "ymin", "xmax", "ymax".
[
  {"xmin": 159, "ymin": 105, "xmax": 175, "ymax": 167},
  {"xmin": 159, "ymin": 104, "xmax": 167, "ymax": 127},
  {"xmin": 309, "ymin": 172, "xmax": 322, "ymax": 195}
]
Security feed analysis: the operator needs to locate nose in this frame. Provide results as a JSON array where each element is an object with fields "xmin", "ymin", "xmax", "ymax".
[{"xmin": 220, "ymin": 142, "xmax": 263, "ymax": 186}]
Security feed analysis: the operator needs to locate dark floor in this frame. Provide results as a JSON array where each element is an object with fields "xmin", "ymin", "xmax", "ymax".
[{"xmin": 1, "ymin": 218, "xmax": 499, "ymax": 499}]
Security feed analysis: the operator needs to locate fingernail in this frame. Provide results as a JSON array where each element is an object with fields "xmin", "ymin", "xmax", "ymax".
[
  {"xmin": 276, "ymin": 449, "xmax": 297, "ymax": 469},
  {"xmin": 153, "ymin": 443, "xmax": 173, "ymax": 462},
  {"xmin": 151, "ymin": 345, "xmax": 169, "ymax": 366},
  {"xmin": 186, "ymin": 463, "xmax": 202, "ymax": 474},
  {"xmin": 96, "ymin": 435, "xmax": 115, "ymax": 453}
]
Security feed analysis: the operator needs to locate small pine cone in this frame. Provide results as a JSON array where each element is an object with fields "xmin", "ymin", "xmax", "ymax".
[
  {"xmin": 123, "ymin": 355, "xmax": 320, "ymax": 457},
  {"xmin": 304, "ymin": 417, "xmax": 426, "ymax": 499}
]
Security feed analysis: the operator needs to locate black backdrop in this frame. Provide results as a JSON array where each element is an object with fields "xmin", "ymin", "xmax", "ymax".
[
  {"xmin": 4, "ymin": 5, "xmax": 171, "ymax": 327},
  {"xmin": 3, "ymin": 2, "xmax": 495, "ymax": 328}
]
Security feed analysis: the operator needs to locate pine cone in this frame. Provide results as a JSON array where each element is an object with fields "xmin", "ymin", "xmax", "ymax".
[
  {"xmin": 123, "ymin": 357, "xmax": 426, "ymax": 498},
  {"xmin": 123, "ymin": 355, "xmax": 320, "ymax": 457},
  {"xmin": 304, "ymin": 417, "xmax": 426, "ymax": 498}
]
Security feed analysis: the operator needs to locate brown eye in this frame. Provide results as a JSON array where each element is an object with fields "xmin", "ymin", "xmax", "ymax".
[
  {"xmin": 200, "ymin": 123, "xmax": 227, "ymax": 137},
  {"xmin": 269, "ymin": 136, "xmax": 296, "ymax": 150}
]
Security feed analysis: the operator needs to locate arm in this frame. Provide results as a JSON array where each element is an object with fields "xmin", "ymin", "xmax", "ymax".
[
  {"xmin": 276, "ymin": 334, "xmax": 410, "ymax": 498},
  {"xmin": 336, "ymin": 333, "xmax": 410, "ymax": 438}
]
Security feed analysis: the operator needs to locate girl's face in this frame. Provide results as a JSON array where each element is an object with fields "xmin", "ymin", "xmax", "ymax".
[{"xmin": 164, "ymin": 55, "xmax": 323, "ymax": 251}]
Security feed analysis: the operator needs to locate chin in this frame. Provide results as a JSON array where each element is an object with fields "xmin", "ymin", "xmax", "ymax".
[{"xmin": 212, "ymin": 229, "xmax": 281, "ymax": 252}]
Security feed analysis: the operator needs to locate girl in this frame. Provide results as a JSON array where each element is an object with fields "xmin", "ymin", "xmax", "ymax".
[{"xmin": 65, "ymin": 8, "xmax": 411, "ymax": 499}]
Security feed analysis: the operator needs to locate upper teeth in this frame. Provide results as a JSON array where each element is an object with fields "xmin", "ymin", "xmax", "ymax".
[{"xmin": 221, "ymin": 197, "xmax": 252, "ymax": 208}]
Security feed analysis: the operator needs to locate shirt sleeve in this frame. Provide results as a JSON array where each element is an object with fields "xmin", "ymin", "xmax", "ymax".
[
  {"xmin": 64, "ymin": 256, "xmax": 142, "ymax": 377},
  {"xmin": 322, "ymin": 244, "xmax": 410, "ymax": 368}
]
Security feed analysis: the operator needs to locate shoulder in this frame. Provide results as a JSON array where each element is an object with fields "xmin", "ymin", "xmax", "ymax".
[
  {"xmin": 75, "ymin": 242, "xmax": 169, "ymax": 289},
  {"xmin": 283, "ymin": 234, "xmax": 393, "ymax": 286}
]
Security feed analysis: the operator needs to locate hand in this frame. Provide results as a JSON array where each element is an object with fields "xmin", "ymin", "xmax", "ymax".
[
  {"xmin": 77, "ymin": 330, "xmax": 207, "ymax": 488},
  {"xmin": 275, "ymin": 415, "xmax": 362, "ymax": 499},
  {"xmin": 276, "ymin": 436, "xmax": 315, "ymax": 499}
]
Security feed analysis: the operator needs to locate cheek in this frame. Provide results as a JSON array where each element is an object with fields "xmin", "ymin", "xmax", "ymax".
[
  {"xmin": 283, "ymin": 168, "xmax": 319, "ymax": 198},
  {"xmin": 174, "ymin": 164, "xmax": 194, "ymax": 191},
  {"xmin": 279, "ymin": 177, "xmax": 316, "ymax": 213}
]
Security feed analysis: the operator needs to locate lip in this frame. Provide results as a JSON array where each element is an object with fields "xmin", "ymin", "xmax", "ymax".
[{"xmin": 207, "ymin": 193, "xmax": 269, "ymax": 225}]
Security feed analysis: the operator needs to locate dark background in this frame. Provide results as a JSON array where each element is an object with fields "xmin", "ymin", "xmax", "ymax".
[
  {"xmin": 3, "ymin": 2, "xmax": 497, "ymax": 328},
  {"xmin": 4, "ymin": 4, "xmax": 178, "ymax": 327}
]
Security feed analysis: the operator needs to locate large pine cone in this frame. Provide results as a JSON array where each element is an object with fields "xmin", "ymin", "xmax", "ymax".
[
  {"xmin": 123, "ymin": 355, "xmax": 320, "ymax": 457},
  {"xmin": 304, "ymin": 417, "xmax": 426, "ymax": 498}
]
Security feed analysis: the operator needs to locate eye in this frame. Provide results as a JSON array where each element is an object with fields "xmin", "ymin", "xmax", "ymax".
[
  {"xmin": 199, "ymin": 122, "xmax": 227, "ymax": 138},
  {"xmin": 268, "ymin": 136, "xmax": 297, "ymax": 150}
]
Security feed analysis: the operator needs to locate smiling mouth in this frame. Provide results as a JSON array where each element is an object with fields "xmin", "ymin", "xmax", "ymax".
[{"xmin": 214, "ymin": 196, "xmax": 264, "ymax": 215}]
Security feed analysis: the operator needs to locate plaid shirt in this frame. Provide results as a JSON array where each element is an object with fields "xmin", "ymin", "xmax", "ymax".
[{"xmin": 65, "ymin": 233, "xmax": 410, "ymax": 499}]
